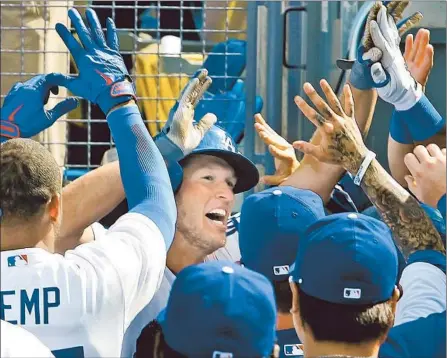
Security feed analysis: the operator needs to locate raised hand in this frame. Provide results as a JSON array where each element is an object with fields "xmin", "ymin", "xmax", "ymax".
[
  {"xmin": 292, "ymin": 81, "xmax": 368, "ymax": 174},
  {"xmin": 155, "ymin": 69, "xmax": 217, "ymax": 161},
  {"xmin": 369, "ymin": 5, "xmax": 423, "ymax": 110},
  {"xmin": 338, "ymin": 1, "xmax": 422, "ymax": 90},
  {"xmin": 254, "ymin": 113, "xmax": 300, "ymax": 185},
  {"xmin": 404, "ymin": 144, "xmax": 446, "ymax": 208},
  {"xmin": 55, "ymin": 8, "xmax": 136, "ymax": 115},
  {"xmin": 404, "ymin": 28, "xmax": 434, "ymax": 88},
  {"xmin": 0, "ymin": 74, "xmax": 78, "ymax": 142}
]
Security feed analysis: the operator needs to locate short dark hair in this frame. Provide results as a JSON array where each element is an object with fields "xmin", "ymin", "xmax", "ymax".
[
  {"xmin": 297, "ymin": 287, "xmax": 394, "ymax": 343},
  {"xmin": 273, "ymin": 279, "xmax": 293, "ymax": 314},
  {"xmin": 135, "ymin": 320, "xmax": 280, "ymax": 358},
  {"xmin": 135, "ymin": 320, "xmax": 186, "ymax": 358},
  {"xmin": 1, "ymin": 138, "xmax": 62, "ymax": 220}
]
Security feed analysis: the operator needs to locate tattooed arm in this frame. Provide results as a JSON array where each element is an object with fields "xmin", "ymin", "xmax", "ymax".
[{"xmin": 293, "ymin": 80, "xmax": 444, "ymax": 259}]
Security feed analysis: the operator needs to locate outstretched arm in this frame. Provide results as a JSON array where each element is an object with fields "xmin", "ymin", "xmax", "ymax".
[{"xmin": 293, "ymin": 80, "xmax": 444, "ymax": 259}]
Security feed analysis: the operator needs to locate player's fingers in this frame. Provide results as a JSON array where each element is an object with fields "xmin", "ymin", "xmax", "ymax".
[
  {"xmin": 320, "ymin": 79, "xmax": 343, "ymax": 116},
  {"xmin": 179, "ymin": 78, "xmax": 200, "ymax": 107},
  {"xmin": 68, "ymin": 8, "xmax": 94, "ymax": 50},
  {"xmin": 268, "ymin": 145, "xmax": 292, "ymax": 161},
  {"xmin": 191, "ymin": 76, "xmax": 212, "ymax": 107},
  {"xmin": 294, "ymin": 95, "xmax": 325, "ymax": 127},
  {"xmin": 404, "ymin": 175, "xmax": 417, "ymax": 193},
  {"xmin": 404, "ymin": 152, "xmax": 422, "ymax": 175},
  {"xmin": 403, "ymin": 34, "xmax": 413, "ymax": 61},
  {"xmin": 257, "ymin": 130, "xmax": 280, "ymax": 147},
  {"xmin": 292, "ymin": 140, "xmax": 323, "ymax": 159},
  {"xmin": 414, "ymin": 29, "xmax": 430, "ymax": 66},
  {"xmin": 55, "ymin": 23, "xmax": 83, "ymax": 60},
  {"xmin": 426, "ymin": 144, "xmax": 443, "ymax": 159},
  {"xmin": 254, "ymin": 114, "xmax": 276, "ymax": 136},
  {"xmin": 343, "ymin": 84, "xmax": 354, "ymax": 118},
  {"xmin": 303, "ymin": 82, "xmax": 336, "ymax": 121},
  {"xmin": 413, "ymin": 145, "xmax": 432, "ymax": 163},
  {"xmin": 106, "ymin": 18, "xmax": 120, "ymax": 51},
  {"xmin": 195, "ymin": 113, "xmax": 217, "ymax": 137},
  {"xmin": 424, "ymin": 45, "xmax": 434, "ymax": 68},
  {"xmin": 398, "ymin": 12, "xmax": 423, "ymax": 38},
  {"xmin": 85, "ymin": 8, "xmax": 107, "ymax": 48},
  {"xmin": 47, "ymin": 97, "xmax": 79, "ymax": 122}
]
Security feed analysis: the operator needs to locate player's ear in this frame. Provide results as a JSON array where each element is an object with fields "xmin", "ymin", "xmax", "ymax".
[
  {"xmin": 48, "ymin": 194, "xmax": 61, "ymax": 222},
  {"xmin": 389, "ymin": 286, "xmax": 400, "ymax": 314},
  {"xmin": 288, "ymin": 277, "xmax": 300, "ymax": 314}
]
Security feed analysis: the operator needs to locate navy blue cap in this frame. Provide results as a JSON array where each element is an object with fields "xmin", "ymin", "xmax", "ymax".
[
  {"xmin": 290, "ymin": 213, "xmax": 399, "ymax": 305},
  {"xmin": 181, "ymin": 125, "xmax": 259, "ymax": 193},
  {"xmin": 239, "ymin": 186, "xmax": 325, "ymax": 282},
  {"xmin": 158, "ymin": 261, "xmax": 277, "ymax": 357}
]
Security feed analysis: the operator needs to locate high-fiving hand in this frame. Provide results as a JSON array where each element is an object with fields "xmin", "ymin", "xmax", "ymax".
[
  {"xmin": 155, "ymin": 69, "xmax": 217, "ymax": 161},
  {"xmin": 292, "ymin": 81, "xmax": 368, "ymax": 174},
  {"xmin": 404, "ymin": 28, "xmax": 434, "ymax": 88},
  {"xmin": 254, "ymin": 114, "xmax": 300, "ymax": 185},
  {"xmin": 0, "ymin": 74, "xmax": 78, "ymax": 142},
  {"xmin": 404, "ymin": 144, "xmax": 446, "ymax": 208},
  {"xmin": 55, "ymin": 8, "xmax": 136, "ymax": 115}
]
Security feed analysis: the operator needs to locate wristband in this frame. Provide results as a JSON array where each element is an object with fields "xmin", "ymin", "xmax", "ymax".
[
  {"xmin": 353, "ymin": 151, "xmax": 376, "ymax": 186},
  {"xmin": 389, "ymin": 110, "xmax": 412, "ymax": 144}
]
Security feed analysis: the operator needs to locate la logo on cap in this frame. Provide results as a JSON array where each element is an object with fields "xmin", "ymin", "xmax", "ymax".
[
  {"xmin": 343, "ymin": 288, "xmax": 361, "ymax": 299},
  {"xmin": 213, "ymin": 351, "xmax": 233, "ymax": 358}
]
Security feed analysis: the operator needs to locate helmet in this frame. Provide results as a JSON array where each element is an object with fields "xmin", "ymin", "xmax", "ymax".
[
  {"xmin": 101, "ymin": 126, "xmax": 259, "ymax": 194},
  {"xmin": 175, "ymin": 125, "xmax": 259, "ymax": 194}
]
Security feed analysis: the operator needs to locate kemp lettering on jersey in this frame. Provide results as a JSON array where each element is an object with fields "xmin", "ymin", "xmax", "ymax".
[{"xmin": 1, "ymin": 287, "xmax": 60, "ymax": 325}]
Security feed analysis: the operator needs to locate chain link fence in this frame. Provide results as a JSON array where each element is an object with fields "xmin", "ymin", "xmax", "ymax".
[{"xmin": 1, "ymin": 0, "xmax": 249, "ymax": 181}]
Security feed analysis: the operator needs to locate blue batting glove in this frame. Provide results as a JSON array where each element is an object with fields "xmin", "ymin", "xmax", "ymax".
[
  {"xmin": 194, "ymin": 80, "xmax": 263, "ymax": 143},
  {"xmin": 0, "ymin": 74, "xmax": 79, "ymax": 143},
  {"xmin": 55, "ymin": 8, "xmax": 136, "ymax": 115}
]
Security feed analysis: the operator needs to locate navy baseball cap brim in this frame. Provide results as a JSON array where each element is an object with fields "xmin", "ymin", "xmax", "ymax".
[
  {"xmin": 290, "ymin": 213, "xmax": 399, "ymax": 305},
  {"xmin": 239, "ymin": 186, "xmax": 326, "ymax": 281},
  {"xmin": 191, "ymin": 148, "xmax": 259, "ymax": 193}
]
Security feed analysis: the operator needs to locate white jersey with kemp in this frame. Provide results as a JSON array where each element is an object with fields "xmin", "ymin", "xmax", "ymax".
[{"xmin": 0, "ymin": 213, "xmax": 166, "ymax": 358}]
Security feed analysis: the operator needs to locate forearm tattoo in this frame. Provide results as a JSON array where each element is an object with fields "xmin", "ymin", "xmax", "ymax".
[{"xmin": 354, "ymin": 160, "xmax": 445, "ymax": 258}]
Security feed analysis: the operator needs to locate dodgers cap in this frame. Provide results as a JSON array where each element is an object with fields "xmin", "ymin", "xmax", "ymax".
[
  {"xmin": 239, "ymin": 186, "xmax": 325, "ymax": 281},
  {"xmin": 290, "ymin": 213, "xmax": 399, "ymax": 305},
  {"xmin": 158, "ymin": 261, "xmax": 277, "ymax": 357}
]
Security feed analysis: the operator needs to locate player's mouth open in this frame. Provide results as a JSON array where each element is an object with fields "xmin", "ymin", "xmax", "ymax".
[{"xmin": 205, "ymin": 209, "xmax": 227, "ymax": 226}]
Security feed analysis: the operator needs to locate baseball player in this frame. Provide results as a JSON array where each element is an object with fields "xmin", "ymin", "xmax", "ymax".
[
  {"xmin": 238, "ymin": 187, "xmax": 325, "ymax": 358},
  {"xmin": 0, "ymin": 7, "xmax": 176, "ymax": 357},
  {"xmin": 135, "ymin": 261, "xmax": 279, "ymax": 358},
  {"xmin": 289, "ymin": 213, "xmax": 402, "ymax": 358},
  {"xmin": 1, "ymin": 320, "xmax": 55, "ymax": 358}
]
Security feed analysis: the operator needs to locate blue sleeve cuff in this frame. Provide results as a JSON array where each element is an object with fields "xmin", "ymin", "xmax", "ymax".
[
  {"xmin": 389, "ymin": 110, "xmax": 413, "ymax": 144},
  {"xmin": 154, "ymin": 132, "xmax": 185, "ymax": 162},
  {"xmin": 396, "ymin": 94, "xmax": 445, "ymax": 141},
  {"xmin": 407, "ymin": 250, "xmax": 446, "ymax": 274},
  {"xmin": 437, "ymin": 195, "xmax": 446, "ymax": 221}
]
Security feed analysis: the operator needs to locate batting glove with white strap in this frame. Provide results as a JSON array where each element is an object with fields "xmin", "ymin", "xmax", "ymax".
[
  {"xmin": 0, "ymin": 74, "xmax": 78, "ymax": 143},
  {"xmin": 54, "ymin": 8, "xmax": 136, "ymax": 115},
  {"xmin": 155, "ymin": 69, "xmax": 217, "ymax": 162},
  {"xmin": 369, "ymin": 5, "xmax": 422, "ymax": 110}
]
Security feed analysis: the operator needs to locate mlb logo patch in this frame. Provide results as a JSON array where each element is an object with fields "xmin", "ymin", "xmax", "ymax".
[
  {"xmin": 7, "ymin": 255, "xmax": 28, "ymax": 267},
  {"xmin": 344, "ymin": 288, "xmax": 361, "ymax": 299},
  {"xmin": 212, "ymin": 351, "xmax": 233, "ymax": 358},
  {"xmin": 284, "ymin": 344, "xmax": 304, "ymax": 356},
  {"xmin": 273, "ymin": 265, "xmax": 289, "ymax": 276}
]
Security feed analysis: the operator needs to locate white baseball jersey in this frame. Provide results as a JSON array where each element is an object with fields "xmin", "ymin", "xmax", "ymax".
[
  {"xmin": 0, "ymin": 213, "xmax": 166, "ymax": 357},
  {"xmin": 120, "ymin": 212, "xmax": 242, "ymax": 357},
  {"xmin": 395, "ymin": 261, "xmax": 446, "ymax": 326},
  {"xmin": 1, "ymin": 320, "xmax": 54, "ymax": 357}
]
